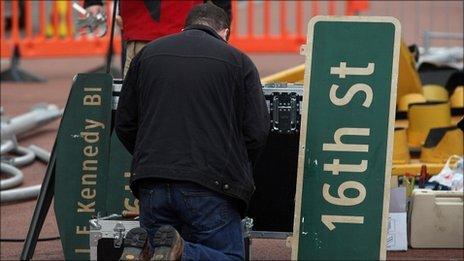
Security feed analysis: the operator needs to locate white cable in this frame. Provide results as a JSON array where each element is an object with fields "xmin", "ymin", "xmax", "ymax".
[
  {"xmin": 0, "ymin": 146, "xmax": 50, "ymax": 202},
  {"xmin": 0, "ymin": 163, "xmax": 24, "ymax": 190},
  {"xmin": 8, "ymin": 146, "xmax": 36, "ymax": 167},
  {"xmin": 0, "ymin": 185, "xmax": 41, "ymax": 203},
  {"xmin": 0, "ymin": 140, "xmax": 15, "ymax": 155},
  {"xmin": 28, "ymin": 145, "xmax": 51, "ymax": 163}
]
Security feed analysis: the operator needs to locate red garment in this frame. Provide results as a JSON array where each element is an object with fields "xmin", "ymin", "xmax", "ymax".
[
  {"xmin": 120, "ymin": 0, "xmax": 202, "ymax": 41},
  {"xmin": 345, "ymin": 0, "xmax": 370, "ymax": 15}
]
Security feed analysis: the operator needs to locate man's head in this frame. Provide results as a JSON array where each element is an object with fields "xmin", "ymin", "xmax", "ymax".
[{"xmin": 184, "ymin": 3, "xmax": 231, "ymax": 41}]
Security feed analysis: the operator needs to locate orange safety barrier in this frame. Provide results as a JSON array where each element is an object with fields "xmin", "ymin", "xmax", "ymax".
[
  {"xmin": 1, "ymin": 0, "xmax": 121, "ymax": 59},
  {"xmin": 1, "ymin": 0, "xmax": 14, "ymax": 58},
  {"xmin": 230, "ymin": 1, "xmax": 301, "ymax": 52},
  {"xmin": 1, "ymin": 0, "xmax": 368, "ymax": 59},
  {"xmin": 229, "ymin": 1, "xmax": 368, "ymax": 52}
]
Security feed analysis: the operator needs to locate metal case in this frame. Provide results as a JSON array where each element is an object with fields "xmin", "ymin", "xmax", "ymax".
[
  {"xmin": 248, "ymin": 83, "xmax": 302, "ymax": 238},
  {"xmin": 89, "ymin": 214, "xmax": 253, "ymax": 260},
  {"xmin": 263, "ymin": 83, "xmax": 303, "ymax": 134},
  {"xmin": 89, "ymin": 215, "xmax": 140, "ymax": 261}
]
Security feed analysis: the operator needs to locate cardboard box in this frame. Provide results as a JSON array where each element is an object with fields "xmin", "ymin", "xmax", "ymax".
[
  {"xmin": 387, "ymin": 212, "xmax": 408, "ymax": 251},
  {"xmin": 389, "ymin": 187, "xmax": 407, "ymax": 213},
  {"xmin": 387, "ymin": 187, "xmax": 408, "ymax": 251}
]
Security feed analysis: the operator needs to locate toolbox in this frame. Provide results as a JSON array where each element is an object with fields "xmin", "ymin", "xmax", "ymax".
[{"xmin": 409, "ymin": 189, "xmax": 463, "ymax": 248}]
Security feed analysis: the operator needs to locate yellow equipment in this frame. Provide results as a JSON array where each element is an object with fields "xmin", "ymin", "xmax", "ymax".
[
  {"xmin": 261, "ymin": 64, "xmax": 305, "ymax": 84},
  {"xmin": 397, "ymin": 93, "xmax": 427, "ymax": 112},
  {"xmin": 451, "ymin": 86, "xmax": 464, "ymax": 108},
  {"xmin": 393, "ymin": 128, "xmax": 410, "ymax": 164},
  {"xmin": 407, "ymin": 102, "xmax": 451, "ymax": 148},
  {"xmin": 396, "ymin": 41, "xmax": 423, "ymax": 103},
  {"xmin": 422, "ymin": 84, "xmax": 449, "ymax": 102},
  {"xmin": 420, "ymin": 126, "xmax": 464, "ymax": 163}
]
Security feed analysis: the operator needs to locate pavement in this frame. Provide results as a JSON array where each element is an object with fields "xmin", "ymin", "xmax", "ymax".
[{"xmin": 1, "ymin": 54, "xmax": 463, "ymax": 260}]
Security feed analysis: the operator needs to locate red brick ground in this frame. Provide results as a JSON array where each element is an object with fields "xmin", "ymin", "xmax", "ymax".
[{"xmin": 1, "ymin": 55, "xmax": 463, "ymax": 260}]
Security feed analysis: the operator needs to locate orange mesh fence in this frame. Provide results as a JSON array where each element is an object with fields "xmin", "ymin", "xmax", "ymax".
[
  {"xmin": 0, "ymin": 1, "xmax": 367, "ymax": 59},
  {"xmin": 1, "ymin": 0, "xmax": 15, "ymax": 58},
  {"xmin": 229, "ymin": 1, "xmax": 363, "ymax": 52},
  {"xmin": 1, "ymin": 0, "xmax": 121, "ymax": 59}
]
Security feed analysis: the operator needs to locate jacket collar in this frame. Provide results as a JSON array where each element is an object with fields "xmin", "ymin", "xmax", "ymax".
[{"xmin": 183, "ymin": 24, "xmax": 227, "ymax": 43}]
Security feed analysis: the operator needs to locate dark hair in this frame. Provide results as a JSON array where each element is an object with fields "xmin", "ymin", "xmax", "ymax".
[{"xmin": 184, "ymin": 2, "xmax": 230, "ymax": 32}]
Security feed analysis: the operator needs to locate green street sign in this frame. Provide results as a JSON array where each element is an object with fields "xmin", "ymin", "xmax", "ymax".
[
  {"xmin": 106, "ymin": 134, "xmax": 139, "ymax": 215},
  {"xmin": 55, "ymin": 74, "xmax": 113, "ymax": 260},
  {"xmin": 105, "ymin": 80, "xmax": 139, "ymax": 216},
  {"xmin": 54, "ymin": 75, "xmax": 138, "ymax": 259},
  {"xmin": 292, "ymin": 16, "xmax": 401, "ymax": 260}
]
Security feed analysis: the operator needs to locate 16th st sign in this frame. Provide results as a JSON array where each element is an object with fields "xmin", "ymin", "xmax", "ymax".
[{"xmin": 292, "ymin": 16, "xmax": 400, "ymax": 260}]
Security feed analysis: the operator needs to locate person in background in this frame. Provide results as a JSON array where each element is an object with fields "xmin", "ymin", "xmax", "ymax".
[
  {"xmin": 84, "ymin": 0, "xmax": 231, "ymax": 76},
  {"xmin": 115, "ymin": 3, "xmax": 269, "ymax": 260}
]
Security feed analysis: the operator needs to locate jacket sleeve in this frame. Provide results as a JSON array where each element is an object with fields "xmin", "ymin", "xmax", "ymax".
[
  {"xmin": 84, "ymin": 0, "xmax": 103, "ymax": 8},
  {"xmin": 242, "ymin": 54, "xmax": 270, "ymax": 166},
  {"xmin": 115, "ymin": 52, "xmax": 142, "ymax": 155}
]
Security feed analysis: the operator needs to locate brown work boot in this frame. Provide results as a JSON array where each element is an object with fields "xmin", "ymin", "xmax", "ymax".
[
  {"xmin": 140, "ymin": 243, "xmax": 153, "ymax": 261},
  {"xmin": 119, "ymin": 227, "xmax": 148, "ymax": 261},
  {"xmin": 151, "ymin": 225, "xmax": 184, "ymax": 260}
]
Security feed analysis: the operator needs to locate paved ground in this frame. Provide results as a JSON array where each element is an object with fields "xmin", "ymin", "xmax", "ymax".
[{"xmin": 1, "ymin": 54, "xmax": 463, "ymax": 260}]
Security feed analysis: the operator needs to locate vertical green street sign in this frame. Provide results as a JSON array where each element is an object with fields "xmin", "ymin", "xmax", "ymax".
[
  {"xmin": 106, "ymin": 134, "xmax": 139, "ymax": 215},
  {"xmin": 292, "ymin": 16, "xmax": 401, "ymax": 260},
  {"xmin": 53, "ymin": 75, "xmax": 140, "ymax": 259},
  {"xmin": 106, "ymin": 80, "xmax": 139, "ymax": 216},
  {"xmin": 55, "ymin": 74, "xmax": 113, "ymax": 260}
]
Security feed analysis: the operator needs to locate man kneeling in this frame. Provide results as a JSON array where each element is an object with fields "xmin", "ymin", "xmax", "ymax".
[{"xmin": 115, "ymin": 3, "xmax": 269, "ymax": 260}]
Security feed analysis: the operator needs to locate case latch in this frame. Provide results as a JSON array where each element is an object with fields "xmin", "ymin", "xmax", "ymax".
[{"xmin": 113, "ymin": 222, "xmax": 126, "ymax": 249}]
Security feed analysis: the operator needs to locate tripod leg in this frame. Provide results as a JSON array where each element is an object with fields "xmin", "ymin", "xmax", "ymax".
[{"xmin": 20, "ymin": 149, "xmax": 57, "ymax": 261}]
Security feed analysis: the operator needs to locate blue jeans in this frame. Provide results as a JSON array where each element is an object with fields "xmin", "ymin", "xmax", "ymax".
[{"xmin": 138, "ymin": 181, "xmax": 245, "ymax": 260}]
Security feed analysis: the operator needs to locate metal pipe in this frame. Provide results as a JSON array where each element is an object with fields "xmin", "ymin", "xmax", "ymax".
[
  {"xmin": 28, "ymin": 145, "xmax": 51, "ymax": 163},
  {"xmin": 418, "ymin": 47, "xmax": 464, "ymax": 69},
  {"xmin": 1, "ymin": 104, "xmax": 62, "ymax": 140},
  {"xmin": 423, "ymin": 31, "xmax": 464, "ymax": 53},
  {"xmin": 7, "ymin": 146, "xmax": 36, "ymax": 167},
  {"xmin": 0, "ymin": 163, "xmax": 24, "ymax": 190},
  {"xmin": 0, "ymin": 185, "xmax": 41, "ymax": 203}
]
